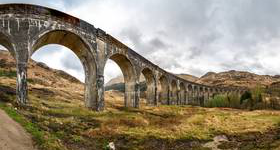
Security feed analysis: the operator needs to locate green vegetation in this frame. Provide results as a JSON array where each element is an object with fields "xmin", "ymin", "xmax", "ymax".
[
  {"xmin": 206, "ymin": 85, "xmax": 280, "ymax": 110},
  {"xmin": 1, "ymin": 85, "xmax": 280, "ymax": 149},
  {"xmin": 205, "ymin": 94, "xmax": 229, "ymax": 107},
  {"xmin": 0, "ymin": 69, "xmax": 17, "ymax": 78},
  {"xmin": 0, "ymin": 65, "xmax": 279, "ymax": 149}
]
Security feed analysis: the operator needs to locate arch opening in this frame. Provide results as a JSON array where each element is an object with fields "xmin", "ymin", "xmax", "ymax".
[
  {"xmin": 0, "ymin": 32, "xmax": 16, "ymax": 59},
  {"xmin": 31, "ymin": 30, "xmax": 97, "ymax": 109},
  {"xmin": 0, "ymin": 32, "xmax": 17, "ymax": 104},
  {"xmin": 158, "ymin": 75, "xmax": 169, "ymax": 105},
  {"xmin": 193, "ymin": 85, "xmax": 198, "ymax": 105},
  {"xmin": 199, "ymin": 87, "xmax": 204, "ymax": 106},
  {"xmin": 209, "ymin": 88, "xmax": 214, "ymax": 99},
  {"xmin": 179, "ymin": 82, "xmax": 186, "ymax": 105},
  {"xmin": 171, "ymin": 80, "xmax": 178, "ymax": 105},
  {"xmin": 104, "ymin": 59, "xmax": 125, "ymax": 108},
  {"xmin": 187, "ymin": 84, "xmax": 193, "ymax": 105},
  {"xmin": 105, "ymin": 53, "xmax": 136, "ymax": 108},
  {"xmin": 140, "ymin": 68, "xmax": 156, "ymax": 106}
]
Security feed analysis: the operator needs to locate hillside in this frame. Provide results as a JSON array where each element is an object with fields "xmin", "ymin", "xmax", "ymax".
[
  {"xmin": 197, "ymin": 70, "xmax": 280, "ymax": 88},
  {"xmin": 176, "ymin": 73, "xmax": 199, "ymax": 82},
  {"xmin": 1, "ymin": 50, "xmax": 280, "ymax": 150},
  {"xmin": 106, "ymin": 69, "xmax": 280, "ymax": 91}
]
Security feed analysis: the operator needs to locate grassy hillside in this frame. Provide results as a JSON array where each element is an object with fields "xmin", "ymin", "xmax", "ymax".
[{"xmin": 1, "ymin": 51, "xmax": 280, "ymax": 149}]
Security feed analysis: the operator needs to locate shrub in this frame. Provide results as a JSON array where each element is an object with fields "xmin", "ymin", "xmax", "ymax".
[
  {"xmin": 206, "ymin": 94, "xmax": 229, "ymax": 108},
  {"xmin": 251, "ymin": 84, "xmax": 264, "ymax": 103},
  {"xmin": 240, "ymin": 91, "xmax": 252, "ymax": 105},
  {"xmin": 227, "ymin": 93, "xmax": 241, "ymax": 108}
]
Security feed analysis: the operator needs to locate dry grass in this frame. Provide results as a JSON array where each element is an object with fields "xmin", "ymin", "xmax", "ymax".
[{"xmin": 1, "ymin": 51, "xmax": 280, "ymax": 149}]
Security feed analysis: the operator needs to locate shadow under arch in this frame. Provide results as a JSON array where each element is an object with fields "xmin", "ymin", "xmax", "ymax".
[
  {"xmin": 179, "ymin": 82, "xmax": 186, "ymax": 105},
  {"xmin": 193, "ymin": 85, "xmax": 198, "ymax": 105},
  {"xmin": 158, "ymin": 75, "xmax": 169, "ymax": 105},
  {"xmin": 170, "ymin": 80, "xmax": 178, "ymax": 105},
  {"xmin": 199, "ymin": 86, "xmax": 204, "ymax": 105},
  {"xmin": 140, "ymin": 67, "xmax": 156, "ymax": 106},
  {"xmin": 30, "ymin": 30, "xmax": 98, "ymax": 109},
  {"xmin": 106, "ymin": 53, "xmax": 137, "ymax": 108},
  {"xmin": 209, "ymin": 88, "xmax": 213, "ymax": 99},
  {"xmin": 187, "ymin": 84, "xmax": 193, "ymax": 104}
]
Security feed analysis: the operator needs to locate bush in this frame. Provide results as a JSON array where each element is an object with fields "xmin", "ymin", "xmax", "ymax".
[
  {"xmin": 227, "ymin": 93, "xmax": 241, "ymax": 108},
  {"xmin": 251, "ymin": 84, "xmax": 264, "ymax": 103},
  {"xmin": 240, "ymin": 91, "xmax": 252, "ymax": 105},
  {"xmin": 206, "ymin": 94, "xmax": 229, "ymax": 108}
]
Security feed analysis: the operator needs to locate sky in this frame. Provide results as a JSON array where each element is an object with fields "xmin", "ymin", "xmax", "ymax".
[{"xmin": 1, "ymin": 0, "xmax": 280, "ymax": 83}]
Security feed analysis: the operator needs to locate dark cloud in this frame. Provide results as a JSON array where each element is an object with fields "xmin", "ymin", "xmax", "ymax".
[{"xmin": 109, "ymin": 0, "xmax": 280, "ymax": 76}]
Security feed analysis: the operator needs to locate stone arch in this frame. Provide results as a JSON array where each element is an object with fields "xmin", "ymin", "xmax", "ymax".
[
  {"xmin": 193, "ymin": 85, "xmax": 198, "ymax": 105},
  {"xmin": 187, "ymin": 84, "xmax": 193, "ymax": 104},
  {"xmin": 0, "ymin": 30, "xmax": 16, "ymax": 59},
  {"xmin": 170, "ymin": 80, "xmax": 178, "ymax": 105},
  {"xmin": 0, "ymin": 30, "xmax": 26, "ymax": 104},
  {"xmin": 199, "ymin": 86, "xmax": 204, "ymax": 106},
  {"xmin": 158, "ymin": 75, "xmax": 169, "ymax": 105},
  {"xmin": 106, "ymin": 53, "xmax": 137, "ymax": 107},
  {"xmin": 31, "ymin": 30, "xmax": 99, "ymax": 110},
  {"xmin": 204, "ymin": 87, "xmax": 210, "ymax": 103},
  {"xmin": 209, "ymin": 88, "xmax": 214, "ymax": 99},
  {"xmin": 213, "ymin": 88, "xmax": 219, "ymax": 97},
  {"xmin": 179, "ymin": 82, "xmax": 186, "ymax": 105},
  {"xmin": 141, "ymin": 67, "xmax": 156, "ymax": 106}
]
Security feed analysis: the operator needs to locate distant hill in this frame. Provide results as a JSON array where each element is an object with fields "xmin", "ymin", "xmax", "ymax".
[
  {"xmin": 176, "ymin": 74, "xmax": 199, "ymax": 82},
  {"xmin": 106, "ymin": 69, "xmax": 280, "ymax": 91},
  {"xmin": 197, "ymin": 70, "xmax": 280, "ymax": 88}
]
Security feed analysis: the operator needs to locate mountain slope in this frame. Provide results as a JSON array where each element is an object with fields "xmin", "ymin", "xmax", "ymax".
[
  {"xmin": 197, "ymin": 70, "xmax": 280, "ymax": 88},
  {"xmin": 176, "ymin": 73, "xmax": 199, "ymax": 82}
]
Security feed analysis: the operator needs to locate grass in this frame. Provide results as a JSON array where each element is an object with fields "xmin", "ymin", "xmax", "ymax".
[
  {"xmin": 0, "ymin": 69, "xmax": 17, "ymax": 78},
  {"xmin": 1, "ymin": 88, "xmax": 280, "ymax": 149},
  {"xmin": 0, "ymin": 71, "xmax": 280, "ymax": 149}
]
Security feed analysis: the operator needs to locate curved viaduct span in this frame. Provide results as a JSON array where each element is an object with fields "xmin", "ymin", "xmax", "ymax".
[{"xmin": 0, "ymin": 4, "xmax": 245, "ymax": 111}]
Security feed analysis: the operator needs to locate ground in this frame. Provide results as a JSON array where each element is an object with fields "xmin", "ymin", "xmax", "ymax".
[{"xmin": 0, "ymin": 51, "xmax": 280, "ymax": 149}]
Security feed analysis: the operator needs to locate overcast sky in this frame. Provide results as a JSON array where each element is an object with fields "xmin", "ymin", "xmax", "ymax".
[{"xmin": 1, "ymin": 0, "xmax": 280, "ymax": 83}]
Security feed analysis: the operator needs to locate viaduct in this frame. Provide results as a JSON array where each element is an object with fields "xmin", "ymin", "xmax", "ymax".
[{"xmin": 0, "ymin": 4, "xmax": 246, "ymax": 111}]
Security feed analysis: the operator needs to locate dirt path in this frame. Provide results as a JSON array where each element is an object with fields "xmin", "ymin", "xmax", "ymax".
[{"xmin": 0, "ymin": 109, "xmax": 36, "ymax": 150}]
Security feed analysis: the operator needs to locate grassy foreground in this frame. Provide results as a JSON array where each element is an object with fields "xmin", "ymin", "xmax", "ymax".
[
  {"xmin": 1, "ymin": 88, "xmax": 280, "ymax": 150},
  {"xmin": 0, "ymin": 70, "xmax": 279, "ymax": 149}
]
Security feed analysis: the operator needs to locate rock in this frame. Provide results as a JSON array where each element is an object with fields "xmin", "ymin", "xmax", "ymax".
[
  {"xmin": 107, "ymin": 142, "xmax": 115, "ymax": 150},
  {"xmin": 214, "ymin": 135, "xmax": 228, "ymax": 142}
]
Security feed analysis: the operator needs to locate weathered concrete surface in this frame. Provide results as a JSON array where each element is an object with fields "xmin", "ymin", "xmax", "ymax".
[
  {"xmin": 0, "ymin": 109, "xmax": 36, "ymax": 150},
  {"xmin": 0, "ymin": 4, "xmax": 246, "ymax": 111}
]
